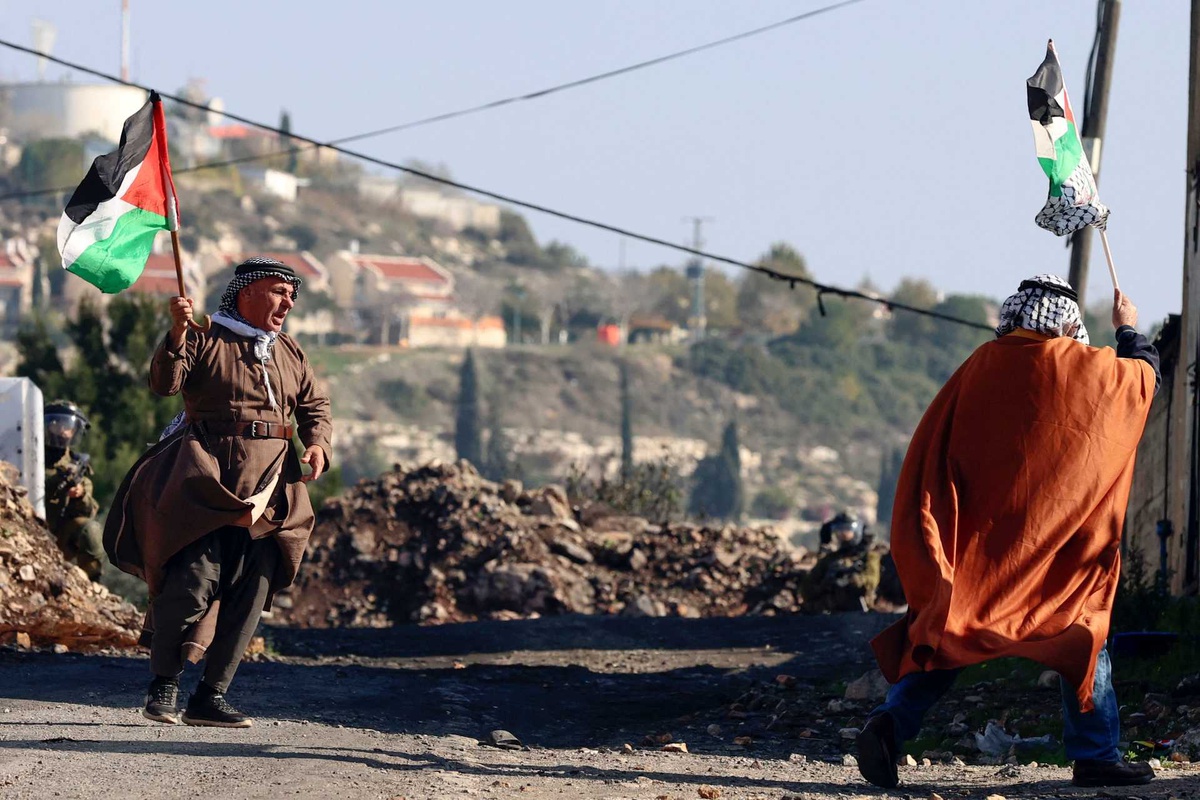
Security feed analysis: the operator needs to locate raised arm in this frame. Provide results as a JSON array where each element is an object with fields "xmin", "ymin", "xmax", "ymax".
[
  {"xmin": 148, "ymin": 296, "xmax": 199, "ymax": 397},
  {"xmin": 1112, "ymin": 289, "xmax": 1161, "ymax": 396}
]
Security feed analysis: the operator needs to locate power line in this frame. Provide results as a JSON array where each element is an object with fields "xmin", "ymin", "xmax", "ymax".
[
  {"xmin": 0, "ymin": 0, "xmax": 869, "ymax": 200},
  {"xmin": 0, "ymin": 36, "xmax": 994, "ymax": 333}
]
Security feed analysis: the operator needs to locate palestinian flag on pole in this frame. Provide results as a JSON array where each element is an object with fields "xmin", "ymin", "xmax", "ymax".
[
  {"xmin": 57, "ymin": 91, "xmax": 179, "ymax": 293},
  {"xmin": 1027, "ymin": 40, "xmax": 1108, "ymax": 236}
]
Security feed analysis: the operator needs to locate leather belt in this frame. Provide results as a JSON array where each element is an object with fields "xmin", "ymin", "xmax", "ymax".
[{"xmin": 201, "ymin": 420, "xmax": 295, "ymax": 440}]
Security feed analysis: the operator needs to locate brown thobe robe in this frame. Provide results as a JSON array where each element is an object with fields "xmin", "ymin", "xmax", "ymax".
[
  {"xmin": 870, "ymin": 331, "xmax": 1154, "ymax": 710},
  {"xmin": 104, "ymin": 324, "xmax": 332, "ymax": 604}
]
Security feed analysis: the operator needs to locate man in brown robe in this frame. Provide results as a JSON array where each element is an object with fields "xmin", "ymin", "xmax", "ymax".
[
  {"xmin": 105, "ymin": 257, "xmax": 332, "ymax": 728},
  {"xmin": 857, "ymin": 275, "xmax": 1159, "ymax": 789}
]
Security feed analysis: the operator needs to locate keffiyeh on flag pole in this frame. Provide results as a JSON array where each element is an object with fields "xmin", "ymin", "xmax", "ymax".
[
  {"xmin": 1026, "ymin": 39, "xmax": 1119, "ymax": 290},
  {"xmin": 56, "ymin": 90, "xmax": 209, "ymax": 327}
]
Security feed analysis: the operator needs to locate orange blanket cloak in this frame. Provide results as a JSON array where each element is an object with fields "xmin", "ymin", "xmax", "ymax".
[{"xmin": 871, "ymin": 332, "xmax": 1155, "ymax": 710}]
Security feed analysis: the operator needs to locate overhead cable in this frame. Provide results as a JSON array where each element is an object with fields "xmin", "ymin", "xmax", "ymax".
[
  {"xmin": 0, "ymin": 35, "xmax": 994, "ymax": 333},
  {"xmin": 0, "ymin": 0, "xmax": 869, "ymax": 197}
]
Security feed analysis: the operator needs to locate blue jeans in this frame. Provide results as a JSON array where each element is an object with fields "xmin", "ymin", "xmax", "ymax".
[{"xmin": 869, "ymin": 649, "xmax": 1120, "ymax": 762}]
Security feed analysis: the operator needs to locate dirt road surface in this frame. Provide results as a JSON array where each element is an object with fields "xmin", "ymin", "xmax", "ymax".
[{"xmin": 0, "ymin": 613, "xmax": 1196, "ymax": 799}]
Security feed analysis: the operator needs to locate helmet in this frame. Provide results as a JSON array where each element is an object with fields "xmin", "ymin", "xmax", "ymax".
[
  {"xmin": 820, "ymin": 510, "xmax": 862, "ymax": 549},
  {"xmin": 44, "ymin": 400, "xmax": 90, "ymax": 451}
]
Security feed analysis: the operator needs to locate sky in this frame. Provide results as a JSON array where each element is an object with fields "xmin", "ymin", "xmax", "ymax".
[{"xmin": 0, "ymin": 0, "xmax": 1191, "ymax": 328}]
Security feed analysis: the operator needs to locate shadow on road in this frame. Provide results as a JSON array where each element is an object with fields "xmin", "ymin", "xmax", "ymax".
[{"xmin": 0, "ymin": 613, "xmax": 897, "ymax": 750}]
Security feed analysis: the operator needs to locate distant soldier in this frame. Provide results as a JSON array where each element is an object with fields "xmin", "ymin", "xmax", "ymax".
[
  {"xmin": 43, "ymin": 400, "xmax": 104, "ymax": 580},
  {"xmin": 803, "ymin": 511, "xmax": 880, "ymax": 612}
]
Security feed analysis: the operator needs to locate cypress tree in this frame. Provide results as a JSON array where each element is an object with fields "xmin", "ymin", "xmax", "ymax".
[
  {"xmin": 688, "ymin": 418, "xmax": 745, "ymax": 520},
  {"xmin": 455, "ymin": 350, "xmax": 482, "ymax": 466},
  {"xmin": 279, "ymin": 109, "xmax": 298, "ymax": 173},
  {"xmin": 619, "ymin": 361, "xmax": 634, "ymax": 480}
]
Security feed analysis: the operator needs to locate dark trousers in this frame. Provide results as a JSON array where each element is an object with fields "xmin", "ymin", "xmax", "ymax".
[
  {"xmin": 870, "ymin": 648, "xmax": 1121, "ymax": 762},
  {"xmin": 149, "ymin": 527, "xmax": 279, "ymax": 693}
]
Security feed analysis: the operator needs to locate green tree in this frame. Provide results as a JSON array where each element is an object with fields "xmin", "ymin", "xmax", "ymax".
[
  {"xmin": 481, "ymin": 395, "xmax": 514, "ymax": 482},
  {"xmin": 279, "ymin": 109, "xmax": 298, "ymax": 173},
  {"xmin": 619, "ymin": 361, "xmax": 634, "ymax": 480},
  {"xmin": 689, "ymin": 419, "xmax": 744, "ymax": 520},
  {"xmin": 703, "ymin": 269, "xmax": 740, "ymax": 330},
  {"xmin": 17, "ymin": 296, "xmax": 183, "ymax": 504},
  {"xmin": 875, "ymin": 445, "xmax": 906, "ymax": 531},
  {"xmin": 750, "ymin": 485, "xmax": 793, "ymax": 520},
  {"xmin": 738, "ymin": 243, "xmax": 816, "ymax": 334},
  {"xmin": 887, "ymin": 278, "xmax": 941, "ymax": 344},
  {"xmin": 454, "ymin": 350, "xmax": 482, "ymax": 465},
  {"xmin": 16, "ymin": 138, "xmax": 85, "ymax": 195}
]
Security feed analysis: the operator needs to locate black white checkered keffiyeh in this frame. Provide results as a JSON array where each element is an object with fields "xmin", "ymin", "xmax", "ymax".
[
  {"xmin": 995, "ymin": 273, "xmax": 1089, "ymax": 345},
  {"xmin": 217, "ymin": 257, "xmax": 303, "ymax": 322}
]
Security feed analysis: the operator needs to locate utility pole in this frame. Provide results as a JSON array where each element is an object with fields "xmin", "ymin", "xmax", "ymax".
[
  {"xmin": 1067, "ymin": 0, "xmax": 1121, "ymax": 308},
  {"xmin": 683, "ymin": 216, "xmax": 713, "ymax": 340}
]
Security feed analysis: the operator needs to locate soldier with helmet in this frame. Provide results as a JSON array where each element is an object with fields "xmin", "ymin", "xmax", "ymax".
[
  {"xmin": 804, "ymin": 509, "xmax": 881, "ymax": 612},
  {"xmin": 43, "ymin": 400, "xmax": 104, "ymax": 580}
]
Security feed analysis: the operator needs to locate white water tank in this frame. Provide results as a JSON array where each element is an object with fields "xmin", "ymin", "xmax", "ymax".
[
  {"xmin": 5, "ymin": 81, "xmax": 147, "ymax": 142},
  {"xmin": 0, "ymin": 378, "xmax": 45, "ymax": 518}
]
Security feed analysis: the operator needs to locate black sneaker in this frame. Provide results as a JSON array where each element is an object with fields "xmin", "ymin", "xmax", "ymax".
[
  {"xmin": 855, "ymin": 712, "xmax": 900, "ymax": 788},
  {"xmin": 142, "ymin": 676, "xmax": 181, "ymax": 725},
  {"xmin": 1072, "ymin": 759, "xmax": 1154, "ymax": 787},
  {"xmin": 182, "ymin": 685, "xmax": 253, "ymax": 729}
]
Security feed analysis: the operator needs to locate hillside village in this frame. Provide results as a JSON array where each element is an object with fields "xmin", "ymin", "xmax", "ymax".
[{"xmin": 0, "ymin": 74, "xmax": 1014, "ymax": 546}]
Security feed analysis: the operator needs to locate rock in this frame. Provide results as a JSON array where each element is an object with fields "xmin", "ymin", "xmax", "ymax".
[
  {"xmin": 950, "ymin": 756, "xmax": 966, "ymax": 767},
  {"xmin": 788, "ymin": 753, "xmax": 807, "ymax": 763},
  {"xmin": 1149, "ymin": 758, "xmax": 1163, "ymax": 769},
  {"xmin": 826, "ymin": 699, "xmax": 845, "ymax": 714},
  {"xmin": 963, "ymin": 695, "xmax": 984, "ymax": 703},
  {"xmin": 500, "ymin": 480, "xmax": 523, "ymax": 503},
  {"xmin": 984, "ymin": 796, "xmax": 1007, "ymax": 800},
  {"xmin": 838, "ymin": 728, "xmax": 859, "ymax": 740},
  {"xmin": 549, "ymin": 539, "xmax": 593, "ymax": 565},
  {"xmin": 733, "ymin": 736, "xmax": 753, "ymax": 747},
  {"xmin": 528, "ymin": 485, "xmax": 571, "ymax": 519},
  {"xmin": 621, "ymin": 743, "xmax": 634, "ymax": 753},
  {"xmin": 946, "ymin": 722, "xmax": 968, "ymax": 736},
  {"xmin": 921, "ymin": 758, "xmax": 932, "ymax": 767},
  {"xmin": 903, "ymin": 754, "xmax": 917, "ymax": 766},
  {"xmin": 1037, "ymin": 670, "xmax": 1059, "ymax": 689},
  {"xmin": 844, "ymin": 669, "xmax": 891, "ymax": 701},
  {"xmin": 660, "ymin": 742, "xmax": 688, "ymax": 753},
  {"xmin": 841, "ymin": 754, "xmax": 858, "ymax": 767},
  {"xmin": 930, "ymin": 794, "xmax": 944, "ymax": 800},
  {"xmin": 697, "ymin": 788, "xmax": 721, "ymax": 800},
  {"xmin": 15, "ymin": 632, "xmax": 30, "ymax": 648},
  {"xmin": 51, "ymin": 644, "xmax": 68, "ymax": 655},
  {"xmin": 706, "ymin": 724, "xmax": 722, "ymax": 736},
  {"xmin": 17, "ymin": 564, "xmax": 34, "ymax": 582}
]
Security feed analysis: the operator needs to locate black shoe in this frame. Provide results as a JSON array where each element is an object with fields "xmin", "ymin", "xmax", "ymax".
[
  {"xmin": 1072, "ymin": 759, "xmax": 1154, "ymax": 787},
  {"xmin": 182, "ymin": 684, "xmax": 253, "ymax": 728},
  {"xmin": 142, "ymin": 676, "xmax": 181, "ymax": 725},
  {"xmin": 856, "ymin": 712, "xmax": 900, "ymax": 788}
]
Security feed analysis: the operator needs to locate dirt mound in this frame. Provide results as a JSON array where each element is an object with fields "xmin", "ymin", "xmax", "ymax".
[
  {"xmin": 278, "ymin": 462, "xmax": 821, "ymax": 627},
  {"xmin": 0, "ymin": 463, "xmax": 140, "ymax": 650}
]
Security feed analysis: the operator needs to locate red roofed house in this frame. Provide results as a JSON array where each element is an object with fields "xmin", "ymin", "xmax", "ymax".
[
  {"xmin": 0, "ymin": 239, "xmax": 36, "ymax": 337},
  {"xmin": 328, "ymin": 251, "xmax": 457, "ymax": 345}
]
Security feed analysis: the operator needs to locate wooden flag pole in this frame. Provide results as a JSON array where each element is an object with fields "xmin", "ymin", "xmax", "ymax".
[
  {"xmin": 1098, "ymin": 229, "xmax": 1120, "ymax": 292},
  {"xmin": 170, "ymin": 230, "xmax": 211, "ymax": 330}
]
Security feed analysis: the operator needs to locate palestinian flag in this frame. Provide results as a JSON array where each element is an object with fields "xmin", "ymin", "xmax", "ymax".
[
  {"xmin": 1027, "ymin": 40, "xmax": 1108, "ymax": 236},
  {"xmin": 57, "ymin": 91, "xmax": 179, "ymax": 293}
]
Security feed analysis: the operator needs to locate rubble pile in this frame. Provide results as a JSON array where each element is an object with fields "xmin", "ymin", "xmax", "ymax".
[
  {"xmin": 0, "ymin": 464, "xmax": 140, "ymax": 650},
  {"xmin": 278, "ymin": 461, "xmax": 820, "ymax": 627}
]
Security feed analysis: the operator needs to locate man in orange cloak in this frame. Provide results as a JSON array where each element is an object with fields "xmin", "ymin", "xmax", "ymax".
[{"xmin": 857, "ymin": 275, "xmax": 1159, "ymax": 789}]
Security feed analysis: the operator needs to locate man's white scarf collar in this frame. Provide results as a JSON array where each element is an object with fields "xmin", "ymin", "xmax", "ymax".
[{"xmin": 212, "ymin": 310, "xmax": 280, "ymax": 408}]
